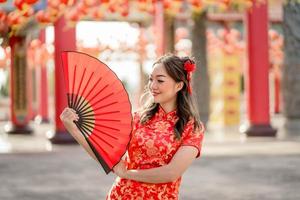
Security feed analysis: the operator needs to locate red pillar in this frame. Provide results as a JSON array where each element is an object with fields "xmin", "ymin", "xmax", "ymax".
[
  {"xmin": 5, "ymin": 36, "xmax": 32, "ymax": 134},
  {"xmin": 36, "ymin": 29, "xmax": 50, "ymax": 123},
  {"xmin": 244, "ymin": 1, "xmax": 276, "ymax": 136},
  {"xmin": 48, "ymin": 17, "xmax": 76, "ymax": 143},
  {"xmin": 154, "ymin": 1, "xmax": 174, "ymax": 55},
  {"xmin": 154, "ymin": 0, "xmax": 165, "ymax": 56}
]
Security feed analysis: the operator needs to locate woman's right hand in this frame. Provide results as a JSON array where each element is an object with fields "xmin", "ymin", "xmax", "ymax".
[{"xmin": 60, "ymin": 107, "xmax": 79, "ymax": 128}]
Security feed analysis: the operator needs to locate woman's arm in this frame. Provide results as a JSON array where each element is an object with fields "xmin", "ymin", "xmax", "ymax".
[
  {"xmin": 60, "ymin": 108, "xmax": 97, "ymax": 161},
  {"xmin": 113, "ymin": 146, "xmax": 198, "ymax": 184}
]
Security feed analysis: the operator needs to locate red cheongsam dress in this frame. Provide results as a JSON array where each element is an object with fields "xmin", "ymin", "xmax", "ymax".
[{"xmin": 106, "ymin": 105, "xmax": 205, "ymax": 200}]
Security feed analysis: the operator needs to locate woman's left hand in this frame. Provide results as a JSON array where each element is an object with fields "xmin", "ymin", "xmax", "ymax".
[{"xmin": 113, "ymin": 160, "xmax": 128, "ymax": 178}]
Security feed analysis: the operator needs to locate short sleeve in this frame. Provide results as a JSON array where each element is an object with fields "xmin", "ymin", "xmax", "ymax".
[{"xmin": 181, "ymin": 120, "xmax": 205, "ymax": 158}]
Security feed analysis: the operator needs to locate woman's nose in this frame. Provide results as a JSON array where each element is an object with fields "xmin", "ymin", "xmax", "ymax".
[{"xmin": 150, "ymin": 81, "xmax": 158, "ymax": 90}]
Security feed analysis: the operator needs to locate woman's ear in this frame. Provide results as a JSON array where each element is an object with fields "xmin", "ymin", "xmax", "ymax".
[{"xmin": 176, "ymin": 81, "xmax": 184, "ymax": 92}]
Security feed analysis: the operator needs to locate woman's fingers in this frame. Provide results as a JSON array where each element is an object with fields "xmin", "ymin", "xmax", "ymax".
[
  {"xmin": 60, "ymin": 107, "xmax": 79, "ymax": 122},
  {"xmin": 69, "ymin": 108, "xmax": 79, "ymax": 119},
  {"xmin": 70, "ymin": 108, "xmax": 77, "ymax": 114}
]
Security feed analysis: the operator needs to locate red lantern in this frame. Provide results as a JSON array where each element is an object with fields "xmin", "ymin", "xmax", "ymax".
[
  {"xmin": 14, "ymin": 0, "xmax": 25, "ymax": 10},
  {"xmin": 109, "ymin": 4, "xmax": 116, "ymax": 13},
  {"xmin": 0, "ymin": 10, "xmax": 6, "ymax": 20},
  {"xmin": 7, "ymin": 11, "xmax": 22, "ymax": 26},
  {"xmin": 35, "ymin": 10, "xmax": 52, "ymax": 23},
  {"xmin": 14, "ymin": 0, "xmax": 38, "ymax": 10},
  {"xmin": 121, "ymin": 9, "xmax": 129, "ymax": 17},
  {"xmin": 188, "ymin": 0, "xmax": 203, "ymax": 8},
  {"xmin": 90, "ymin": 8, "xmax": 103, "ymax": 20},
  {"xmin": 120, "ymin": 1, "xmax": 129, "ymax": 17}
]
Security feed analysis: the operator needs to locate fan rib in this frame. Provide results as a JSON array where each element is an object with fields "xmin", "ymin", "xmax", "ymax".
[
  {"xmin": 80, "ymin": 101, "xmax": 118, "ymax": 118},
  {"xmin": 94, "ymin": 111, "xmax": 120, "ymax": 116},
  {"xmin": 79, "ymin": 93, "xmax": 114, "ymax": 113},
  {"xmin": 93, "ymin": 127, "xmax": 118, "ymax": 140},
  {"xmin": 79, "ymin": 85, "xmax": 108, "ymax": 112},
  {"xmin": 90, "ymin": 92, "xmax": 114, "ymax": 108},
  {"xmin": 75, "ymin": 72, "xmax": 95, "ymax": 112},
  {"xmin": 80, "ymin": 110, "xmax": 120, "ymax": 119},
  {"xmin": 82, "ymin": 119, "xmax": 120, "ymax": 134},
  {"xmin": 84, "ymin": 76, "xmax": 102, "ymax": 101},
  {"xmin": 82, "ymin": 120, "xmax": 119, "ymax": 132},
  {"xmin": 77, "ymin": 88, "xmax": 112, "ymax": 117},
  {"xmin": 89, "ymin": 131, "xmax": 114, "ymax": 149},
  {"xmin": 80, "ymin": 123, "xmax": 93, "ymax": 135},
  {"xmin": 67, "ymin": 94, "xmax": 71, "ymax": 107},
  {"xmin": 81, "ymin": 72, "xmax": 94, "ymax": 97},
  {"xmin": 77, "ymin": 123, "xmax": 111, "ymax": 174},
  {"xmin": 83, "ymin": 118, "xmax": 120, "ymax": 122},
  {"xmin": 76, "ymin": 76, "xmax": 102, "ymax": 113},
  {"xmin": 81, "ymin": 122, "xmax": 118, "ymax": 140},
  {"xmin": 83, "ymin": 120, "xmax": 120, "ymax": 131},
  {"xmin": 88, "ymin": 136, "xmax": 112, "ymax": 174},
  {"xmin": 75, "ymin": 121, "xmax": 90, "ymax": 138},
  {"xmin": 71, "ymin": 65, "xmax": 77, "ymax": 108},
  {"xmin": 73, "ymin": 68, "xmax": 87, "ymax": 110},
  {"xmin": 87, "ymin": 84, "xmax": 109, "ymax": 105},
  {"xmin": 89, "ymin": 101, "xmax": 118, "ymax": 114}
]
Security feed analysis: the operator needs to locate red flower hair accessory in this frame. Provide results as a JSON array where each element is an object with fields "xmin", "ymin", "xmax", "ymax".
[
  {"xmin": 184, "ymin": 60, "xmax": 196, "ymax": 94},
  {"xmin": 184, "ymin": 60, "xmax": 196, "ymax": 73}
]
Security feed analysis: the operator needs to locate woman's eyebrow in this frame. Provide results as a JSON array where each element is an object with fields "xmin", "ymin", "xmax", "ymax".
[
  {"xmin": 156, "ymin": 75, "xmax": 166, "ymax": 78},
  {"xmin": 156, "ymin": 74, "xmax": 166, "ymax": 77},
  {"xmin": 149, "ymin": 74, "xmax": 166, "ymax": 78}
]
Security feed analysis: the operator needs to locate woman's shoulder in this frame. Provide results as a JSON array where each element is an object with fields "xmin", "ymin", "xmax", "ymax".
[{"xmin": 186, "ymin": 117, "xmax": 205, "ymax": 133}]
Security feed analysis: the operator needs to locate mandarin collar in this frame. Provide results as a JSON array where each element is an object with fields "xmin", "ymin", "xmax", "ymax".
[{"xmin": 155, "ymin": 105, "xmax": 178, "ymax": 121}]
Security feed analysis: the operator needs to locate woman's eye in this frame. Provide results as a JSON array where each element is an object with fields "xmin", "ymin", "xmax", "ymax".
[
  {"xmin": 149, "ymin": 78, "xmax": 153, "ymax": 82},
  {"xmin": 158, "ymin": 80, "xmax": 164, "ymax": 83}
]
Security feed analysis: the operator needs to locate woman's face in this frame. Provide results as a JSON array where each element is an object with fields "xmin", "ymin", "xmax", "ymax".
[{"xmin": 149, "ymin": 63, "xmax": 182, "ymax": 104}]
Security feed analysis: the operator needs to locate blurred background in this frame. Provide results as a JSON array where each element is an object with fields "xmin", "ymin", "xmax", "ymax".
[{"xmin": 0, "ymin": 0, "xmax": 300, "ymax": 200}]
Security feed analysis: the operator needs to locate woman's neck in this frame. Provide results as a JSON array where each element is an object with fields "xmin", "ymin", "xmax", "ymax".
[{"xmin": 159, "ymin": 102, "xmax": 177, "ymax": 114}]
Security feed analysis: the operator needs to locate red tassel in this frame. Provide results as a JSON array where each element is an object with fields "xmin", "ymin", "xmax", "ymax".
[{"xmin": 187, "ymin": 83, "xmax": 192, "ymax": 94}]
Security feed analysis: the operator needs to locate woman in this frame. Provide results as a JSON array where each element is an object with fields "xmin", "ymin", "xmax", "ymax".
[{"xmin": 60, "ymin": 54, "xmax": 205, "ymax": 199}]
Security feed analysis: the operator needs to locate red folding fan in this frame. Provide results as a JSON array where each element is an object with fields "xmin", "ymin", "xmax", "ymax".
[{"xmin": 61, "ymin": 51, "xmax": 132, "ymax": 174}]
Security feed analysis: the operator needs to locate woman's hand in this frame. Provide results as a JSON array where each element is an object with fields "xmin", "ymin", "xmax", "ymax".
[
  {"xmin": 113, "ymin": 160, "xmax": 128, "ymax": 178},
  {"xmin": 60, "ymin": 107, "xmax": 79, "ymax": 126}
]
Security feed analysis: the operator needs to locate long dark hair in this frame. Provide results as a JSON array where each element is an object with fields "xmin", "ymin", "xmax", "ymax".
[{"xmin": 138, "ymin": 54, "xmax": 202, "ymax": 139}]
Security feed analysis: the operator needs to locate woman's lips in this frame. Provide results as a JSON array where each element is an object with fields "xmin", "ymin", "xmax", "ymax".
[{"xmin": 151, "ymin": 92, "xmax": 160, "ymax": 96}]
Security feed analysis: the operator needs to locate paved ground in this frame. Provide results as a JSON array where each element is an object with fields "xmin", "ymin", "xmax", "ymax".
[
  {"xmin": 1, "ymin": 147, "xmax": 300, "ymax": 200},
  {"xmin": 1, "ymin": 117, "xmax": 300, "ymax": 200}
]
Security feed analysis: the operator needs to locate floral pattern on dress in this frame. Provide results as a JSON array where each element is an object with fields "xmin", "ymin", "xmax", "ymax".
[{"xmin": 106, "ymin": 106, "xmax": 205, "ymax": 200}]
